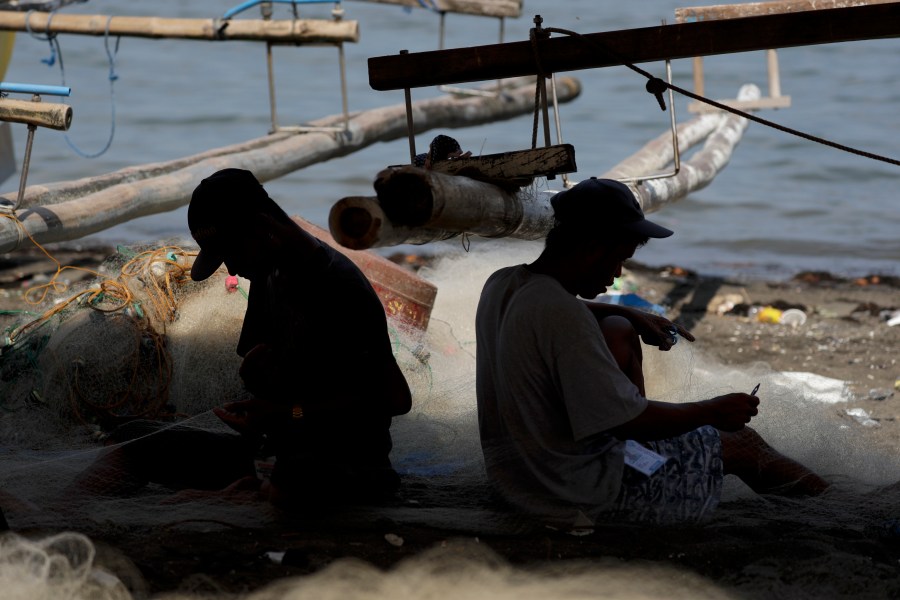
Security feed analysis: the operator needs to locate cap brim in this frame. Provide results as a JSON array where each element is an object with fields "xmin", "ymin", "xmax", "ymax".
[
  {"xmin": 627, "ymin": 218, "xmax": 674, "ymax": 239},
  {"xmin": 190, "ymin": 248, "xmax": 224, "ymax": 281}
]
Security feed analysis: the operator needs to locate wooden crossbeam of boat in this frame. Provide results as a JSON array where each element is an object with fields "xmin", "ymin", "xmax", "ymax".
[
  {"xmin": 0, "ymin": 11, "xmax": 360, "ymax": 43},
  {"xmin": 350, "ymin": 0, "xmax": 522, "ymax": 18},
  {"xmin": 0, "ymin": 75, "xmax": 580, "ymax": 252},
  {"xmin": 368, "ymin": 3, "xmax": 900, "ymax": 90},
  {"xmin": 428, "ymin": 144, "xmax": 576, "ymax": 181},
  {"xmin": 674, "ymin": 0, "xmax": 899, "ymax": 20},
  {"xmin": 0, "ymin": 97, "xmax": 71, "ymax": 131},
  {"xmin": 328, "ymin": 84, "xmax": 757, "ymax": 249}
]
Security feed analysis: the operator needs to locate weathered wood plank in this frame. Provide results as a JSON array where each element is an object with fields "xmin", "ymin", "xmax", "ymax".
[
  {"xmin": 350, "ymin": 0, "xmax": 522, "ymax": 18},
  {"xmin": 675, "ymin": 0, "xmax": 899, "ymax": 21},
  {"xmin": 0, "ymin": 97, "xmax": 72, "ymax": 131},
  {"xmin": 368, "ymin": 3, "xmax": 900, "ymax": 90},
  {"xmin": 0, "ymin": 12, "xmax": 359, "ymax": 43},
  {"xmin": 428, "ymin": 144, "xmax": 576, "ymax": 180}
]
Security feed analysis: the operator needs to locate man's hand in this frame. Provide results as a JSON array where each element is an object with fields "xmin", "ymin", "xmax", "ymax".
[
  {"xmin": 214, "ymin": 397, "xmax": 282, "ymax": 435},
  {"xmin": 583, "ymin": 301, "xmax": 694, "ymax": 351},
  {"xmin": 630, "ymin": 310, "xmax": 695, "ymax": 351},
  {"xmin": 701, "ymin": 393, "xmax": 760, "ymax": 432}
]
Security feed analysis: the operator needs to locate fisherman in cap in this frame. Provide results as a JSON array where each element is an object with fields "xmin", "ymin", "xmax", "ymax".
[
  {"xmin": 72, "ymin": 169, "xmax": 411, "ymax": 506},
  {"xmin": 475, "ymin": 178, "xmax": 828, "ymax": 528},
  {"xmin": 188, "ymin": 168, "xmax": 412, "ymax": 505}
]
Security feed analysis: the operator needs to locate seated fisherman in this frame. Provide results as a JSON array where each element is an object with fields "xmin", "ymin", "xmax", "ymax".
[
  {"xmin": 72, "ymin": 169, "xmax": 412, "ymax": 506},
  {"xmin": 475, "ymin": 177, "xmax": 828, "ymax": 527}
]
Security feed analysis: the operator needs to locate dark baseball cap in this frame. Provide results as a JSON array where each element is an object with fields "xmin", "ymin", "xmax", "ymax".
[
  {"xmin": 188, "ymin": 168, "xmax": 277, "ymax": 281},
  {"xmin": 550, "ymin": 177, "xmax": 674, "ymax": 239}
]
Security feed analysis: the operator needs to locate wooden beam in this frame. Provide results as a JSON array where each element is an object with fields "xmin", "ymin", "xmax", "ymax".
[
  {"xmin": 675, "ymin": 0, "xmax": 899, "ymax": 21},
  {"xmin": 428, "ymin": 144, "xmax": 576, "ymax": 179},
  {"xmin": 0, "ymin": 98, "xmax": 72, "ymax": 131},
  {"xmin": 368, "ymin": 3, "xmax": 900, "ymax": 90},
  {"xmin": 0, "ymin": 12, "xmax": 359, "ymax": 44},
  {"xmin": 349, "ymin": 0, "xmax": 522, "ymax": 19}
]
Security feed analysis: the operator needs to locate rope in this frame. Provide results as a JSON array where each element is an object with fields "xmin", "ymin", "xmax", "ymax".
[
  {"xmin": 528, "ymin": 24, "xmax": 550, "ymax": 150},
  {"xmin": 27, "ymin": 11, "xmax": 121, "ymax": 159},
  {"xmin": 538, "ymin": 25, "xmax": 900, "ymax": 168},
  {"xmin": 23, "ymin": 9, "xmax": 58, "ymax": 66},
  {"xmin": 0, "ymin": 232, "xmax": 200, "ymax": 424},
  {"xmin": 415, "ymin": 0, "xmax": 442, "ymax": 13}
]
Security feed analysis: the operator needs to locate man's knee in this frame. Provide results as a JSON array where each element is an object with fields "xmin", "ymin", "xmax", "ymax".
[
  {"xmin": 719, "ymin": 426, "xmax": 767, "ymax": 468},
  {"xmin": 599, "ymin": 315, "xmax": 642, "ymax": 356},
  {"xmin": 599, "ymin": 315, "xmax": 644, "ymax": 386}
]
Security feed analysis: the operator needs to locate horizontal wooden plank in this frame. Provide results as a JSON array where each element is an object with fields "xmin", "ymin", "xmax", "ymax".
[
  {"xmin": 349, "ymin": 0, "xmax": 522, "ymax": 19},
  {"xmin": 675, "ymin": 0, "xmax": 898, "ymax": 22},
  {"xmin": 368, "ymin": 3, "xmax": 900, "ymax": 90},
  {"xmin": 0, "ymin": 98, "xmax": 72, "ymax": 131},
  {"xmin": 687, "ymin": 95, "xmax": 792, "ymax": 113},
  {"xmin": 0, "ymin": 12, "xmax": 359, "ymax": 43},
  {"xmin": 429, "ymin": 144, "xmax": 576, "ymax": 179}
]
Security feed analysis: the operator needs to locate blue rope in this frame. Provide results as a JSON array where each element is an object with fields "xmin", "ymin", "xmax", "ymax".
[
  {"xmin": 23, "ymin": 9, "xmax": 58, "ymax": 65},
  {"xmin": 415, "ymin": 0, "xmax": 442, "ymax": 13},
  {"xmin": 27, "ymin": 12, "xmax": 121, "ymax": 159}
]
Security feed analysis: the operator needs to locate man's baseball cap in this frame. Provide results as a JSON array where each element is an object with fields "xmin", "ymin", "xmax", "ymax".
[
  {"xmin": 188, "ymin": 168, "xmax": 275, "ymax": 281},
  {"xmin": 550, "ymin": 177, "xmax": 674, "ymax": 239}
]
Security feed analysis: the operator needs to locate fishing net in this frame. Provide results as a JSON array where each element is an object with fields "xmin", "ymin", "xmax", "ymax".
[
  {"xmin": 2, "ymin": 239, "xmax": 900, "ymax": 599},
  {"xmin": 0, "ymin": 244, "xmax": 245, "ymax": 443}
]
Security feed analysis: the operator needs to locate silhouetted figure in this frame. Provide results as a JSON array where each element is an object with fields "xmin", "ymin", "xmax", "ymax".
[{"xmin": 476, "ymin": 178, "xmax": 828, "ymax": 528}]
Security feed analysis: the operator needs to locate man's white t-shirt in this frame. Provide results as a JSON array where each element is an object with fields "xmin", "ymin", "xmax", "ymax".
[{"xmin": 475, "ymin": 265, "xmax": 648, "ymax": 525}]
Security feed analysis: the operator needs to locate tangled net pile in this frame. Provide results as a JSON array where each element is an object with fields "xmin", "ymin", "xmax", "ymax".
[{"xmin": 0, "ymin": 244, "xmax": 250, "ymax": 440}]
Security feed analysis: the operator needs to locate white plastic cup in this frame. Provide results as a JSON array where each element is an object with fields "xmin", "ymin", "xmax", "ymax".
[{"xmin": 780, "ymin": 308, "xmax": 807, "ymax": 327}]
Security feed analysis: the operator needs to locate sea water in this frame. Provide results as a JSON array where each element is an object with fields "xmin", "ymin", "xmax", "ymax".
[{"xmin": 0, "ymin": 0, "xmax": 897, "ymax": 280}]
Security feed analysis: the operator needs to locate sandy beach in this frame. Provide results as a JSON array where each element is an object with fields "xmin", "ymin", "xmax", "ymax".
[{"xmin": 1, "ymin": 242, "xmax": 899, "ymax": 599}]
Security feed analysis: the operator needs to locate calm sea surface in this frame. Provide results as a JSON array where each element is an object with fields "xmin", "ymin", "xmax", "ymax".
[{"xmin": 2, "ymin": 0, "xmax": 898, "ymax": 280}]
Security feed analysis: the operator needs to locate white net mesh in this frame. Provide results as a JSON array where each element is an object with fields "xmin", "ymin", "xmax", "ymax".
[{"xmin": 2, "ymin": 240, "xmax": 899, "ymax": 599}]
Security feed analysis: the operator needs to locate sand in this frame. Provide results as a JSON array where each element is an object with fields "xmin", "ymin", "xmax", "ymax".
[{"xmin": 1, "ymin": 243, "xmax": 899, "ymax": 600}]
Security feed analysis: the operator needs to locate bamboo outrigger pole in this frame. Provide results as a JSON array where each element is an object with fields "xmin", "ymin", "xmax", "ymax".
[
  {"xmin": 0, "ymin": 76, "xmax": 581, "ymax": 253},
  {"xmin": 0, "ymin": 11, "xmax": 359, "ymax": 43},
  {"xmin": 368, "ymin": 3, "xmax": 900, "ymax": 90}
]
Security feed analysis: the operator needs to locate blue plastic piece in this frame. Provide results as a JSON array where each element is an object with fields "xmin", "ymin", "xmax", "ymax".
[
  {"xmin": 596, "ymin": 292, "xmax": 667, "ymax": 316},
  {"xmin": 0, "ymin": 82, "xmax": 71, "ymax": 97},
  {"xmin": 223, "ymin": 0, "xmax": 339, "ymax": 20}
]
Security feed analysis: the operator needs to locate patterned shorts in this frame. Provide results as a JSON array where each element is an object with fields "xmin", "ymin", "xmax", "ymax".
[{"xmin": 606, "ymin": 425, "xmax": 724, "ymax": 524}]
